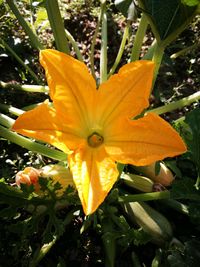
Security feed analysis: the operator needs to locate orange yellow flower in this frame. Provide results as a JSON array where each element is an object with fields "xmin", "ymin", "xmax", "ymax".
[{"xmin": 12, "ymin": 49, "xmax": 187, "ymax": 215}]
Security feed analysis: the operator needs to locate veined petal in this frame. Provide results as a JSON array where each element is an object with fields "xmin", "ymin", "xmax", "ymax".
[
  {"xmin": 105, "ymin": 113, "xmax": 187, "ymax": 166},
  {"xmin": 40, "ymin": 49, "xmax": 96, "ymax": 132},
  {"xmin": 12, "ymin": 101, "xmax": 85, "ymax": 154},
  {"xmin": 96, "ymin": 60, "xmax": 154, "ymax": 127},
  {"xmin": 68, "ymin": 145, "xmax": 118, "ymax": 215}
]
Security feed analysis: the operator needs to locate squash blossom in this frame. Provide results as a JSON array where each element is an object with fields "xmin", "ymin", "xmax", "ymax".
[{"xmin": 12, "ymin": 49, "xmax": 187, "ymax": 215}]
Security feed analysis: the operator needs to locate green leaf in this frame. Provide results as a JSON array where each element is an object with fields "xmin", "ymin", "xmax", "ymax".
[
  {"xmin": 184, "ymin": 108, "xmax": 200, "ymax": 174},
  {"xmin": 114, "ymin": 0, "xmax": 137, "ymax": 19},
  {"xmin": 34, "ymin": 7, "xmax": 49, "ymax": 30},
  {"xmin": 188, "ymin": 202, "xmax": 200, "ymax": 225},
  {"xmin": 138, "ymin": 0, "xmax": 197, "ymax": 41},
  {"xmin": 181, "ymin": 0, "xmax": 200, "ymax": 6},
  {"xmin": 166, "ymin": 241, "xmax": 200, "ymax": 267},
  {"xmin": 171, "ymin": 177, "xmax": 200, "ymax": 201}
]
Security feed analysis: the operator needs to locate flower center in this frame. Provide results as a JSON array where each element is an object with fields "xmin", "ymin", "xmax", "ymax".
[{"xmin": 88, "ymin": 132, "xmax": 104, "ymax": 148}]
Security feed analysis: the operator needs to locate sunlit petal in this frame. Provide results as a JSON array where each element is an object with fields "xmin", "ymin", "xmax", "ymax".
[
  {"xmin": 68, "ymin": 145, "xmax": 118, "ymax": 215},
  {"xmin": 105, "ymin": 113, "xmax": 187, "ymax": 166},
  {"xmin": 40, "ymin": 49, "xmax": 96, "ymax": 132},
  {"xmin": 96, "ymin": 60, "xmax": 154, "ymax": 127},
  {"xmin": 12, "ymin": 101, "xmax": 86, "ymax": 154}
]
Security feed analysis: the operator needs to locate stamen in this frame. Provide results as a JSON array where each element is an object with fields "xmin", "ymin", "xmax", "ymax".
[{"xmin": 88, "ymin": 132, "xmax": 104, "ymax": 148}]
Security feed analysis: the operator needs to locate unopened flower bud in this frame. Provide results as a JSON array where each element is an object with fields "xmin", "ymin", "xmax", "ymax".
[
  {"xmin": 40, "ymin": 164, "xmax": 74, "ymax": 195},
  {"xmin": 135, "ymin": 162, "xmax": 174, "ymax": 186},
  {"xmin": 15, "ymin": 167, "xmax": 40, "ymax": 188}
]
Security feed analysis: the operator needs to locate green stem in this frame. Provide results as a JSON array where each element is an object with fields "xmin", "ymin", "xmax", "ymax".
[
  {"xmin": 149, "ymin": 91, "xmax": 200, "ymax": 115},
  {"xmin": 0, "ymin": 81, "xmax": 48, "ymax": 93},
  {"xmin": 130, "ymin": 13, "xmax": 148, "ymax": 62},
  {"xmin": 0, "ymin": 125, "xmax": 66, "ymax": 161},
  {"xmin": 108, "ymin": 20, "xmax": 131, "ymax": 78},
  {"xmin": 6, "ymin": 0, "xmax": 43, "ymax": 50},
  {"xmin": 90, "ymin": 5, "xmax": 107, "ymax": 81},
  {"xmin": 64, "ymin": 29, "xmax": 83, "ymax": 61},
  {"xmin": 90, "ymin": 14, "xmax": 101, "ymax": 80},
  {"xmin": 90, "ymin": 15, "xmax": 101, "ymax": 80},
  {"xmin": 161, "ymin": 199, "xmax": 189, "ymax": 215},
  {"xmin": 100, "ymin": 3, "xmax": 107, "ymax": 84},
  {"xmin": 142, "ymin": 39, "xmax": 156, "ymax": 60},
  {"xmin": 118, "ymin": 191, "xmax": 170, "ymax": 203},
  {"xmin": 152, "ymin": 41, "xmax": 165, "ymax": 87},
  {"xmin": 0, "ymin": 113, "xmax": 14, "ymax": 128},
  {"xmin": 45, "ymin": 0, "xmax": 70, "ymax": 54},
  {"xmin": 195, "ymin": 175, "xmax": 200, "ymax": 190},
  {"xmin": 23, "ymin": 103, "xmax": 43, "ymax": 111},
  {"xmin": 0, "ymin": 104, "xmax": 24, "ymax": 116},
  {"xmin": 29, "ymin": 0, "xmax": 35, "ymax": 33},
  {"xmin": 131, "ymin": 252, "xmax": 142, "ymax": 267},
  {"xmin": 0, "ymin": 38, "xmax": 40, "ymax": 83},
  {"xmin": 170, "ymin": 43, "xmax": 199, "ymax": 59}
]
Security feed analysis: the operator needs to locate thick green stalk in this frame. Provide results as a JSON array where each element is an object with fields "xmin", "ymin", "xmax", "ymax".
[
  {"xmin": 0, "ymin": 38, "xmax": 40, "ymax": 83},
  {"xmin": 118, "ymin": 191, "xmax": 170, "ymax": 203},
  {"xmin": 6, "ymin": 0, "xmax": 43, "ymax": 50},
  {"xmin": 45, "ymin": 0, "xmax": 69, "ymax": 54},
  {"xmin": 65, "ymin": 29, "xmax": 83, "ymax": 61},
  {"xmin": 0, "ymin": 81, "xmax": 48, "ymax": 93},
  {"xmin": 0, "ymin": 125, "xmax": 66, "ymax": 161},
  {"xmin": 0, "ymin": 104, "xmax": 24, "ymax": 116},
  {"xmin": 100, "ymin": 3, "xmax": 107, "ymax": 84},
  {"xmin": 152, "ymin": 41, "xmax": 165, "ymax": 87},
  {"xmin": 130, "ymin": 13, "xmax": 148, "ymax": 62},
  {"xmin": 0, "ymin": 113, "xmax": 14, "ymax": 128},
  {"xmin": 149, "ymin": 91, "xmax": 200, "ymax": 115},
  {"xmin": 108, "ymin": 20, "xmax": 131, "ymax": 77}
]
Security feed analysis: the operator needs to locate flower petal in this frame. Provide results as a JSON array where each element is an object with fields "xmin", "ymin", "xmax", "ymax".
[
  {"xmin": 105, "ymin": 113, "xmax": 187, "ymax": 166},
  {"xmin": 12, "ymin": 101, "xmax": 85, "ymax": 154},
  {"xmin": 40, "ymin": 49, "xmax": 97, "ymax": 132},
  {"xmin": 96, "ymin": 60, "xmax": 154, "ymax": 127},
  {"xmin": 68, "ymin": 145, "xmax": 118, "ymax": 215}
]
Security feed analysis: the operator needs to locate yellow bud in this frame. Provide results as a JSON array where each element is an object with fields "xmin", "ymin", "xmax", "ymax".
[{"xmin": 40, "ymin": 164, "xmax": 74, "ymax": 195}]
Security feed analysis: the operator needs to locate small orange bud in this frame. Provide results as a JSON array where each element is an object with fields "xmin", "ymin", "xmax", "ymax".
[
  {"xmin": 15, "ymin": 165, "xmax": 74, "ymax": 196},
  {"xmin": 15, "ymin": 167, "xmax": 41, "ymax": 189}
]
